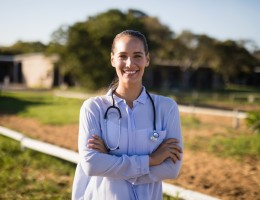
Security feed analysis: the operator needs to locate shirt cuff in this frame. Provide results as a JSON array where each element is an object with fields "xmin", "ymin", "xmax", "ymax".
[{"xmin": 139, "ymin": 155, "xmax": 150, "ymax": 175}]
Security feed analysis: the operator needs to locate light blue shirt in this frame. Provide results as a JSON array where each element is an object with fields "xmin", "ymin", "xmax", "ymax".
[{"xmin": 72, "ymin": 87, "xmax": 183, "ymax": 200}]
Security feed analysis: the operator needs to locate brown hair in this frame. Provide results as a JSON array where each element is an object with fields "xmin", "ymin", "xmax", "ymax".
[
  {"xmin": 111, "ymin": 30, "xmax": 149, "ymax": 55},
  {"xmin": 110, "ymin": 30, "xmax": 149, "ymax": 90}
]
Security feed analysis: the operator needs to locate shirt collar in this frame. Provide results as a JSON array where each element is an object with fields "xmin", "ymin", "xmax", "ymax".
[
  {"xmin": 135, "ymin": 86, "xmax": 148, "ymax": 104},
  {"xmin": 106, "ymin": 86, "xmax": 148, "ymax": 105}
]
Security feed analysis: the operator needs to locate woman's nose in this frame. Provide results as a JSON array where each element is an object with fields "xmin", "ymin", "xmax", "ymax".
[{"xmin": 125, "ymin": 57, "xmax": 133, "ymax": 67}]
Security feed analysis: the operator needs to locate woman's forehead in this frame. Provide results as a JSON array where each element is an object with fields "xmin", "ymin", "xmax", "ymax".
[{"xmin": 113, "ymin": 36, "xmax": 145, "ymax": 53}]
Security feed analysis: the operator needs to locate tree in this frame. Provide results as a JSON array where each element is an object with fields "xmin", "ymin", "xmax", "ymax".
[
  {"xmin": 213, "ymin": 40, "xmax": 258, "ymax": 83},
  {"xmin": 48, "ymin": 9, "xmax": 259, "ymax": 89},
  {"xmin": 0, "ymin": 41, "xmax": 47, "ymax": 55},
  {"xmin": 55, "ymin": 9, "xmax": 173, "ymax": 90}
]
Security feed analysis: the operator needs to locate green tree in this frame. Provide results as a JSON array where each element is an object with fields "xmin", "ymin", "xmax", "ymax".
[
  {"xmin": 56, "ymin": 9, "xmax": 173, "ymax": 90},
  {"xmin": 0, "ymin": 41, "xmax": 47, "ymax": 55},
  {"xmin": 48, "ymin": 9, "xmax": 259, "ymax": 89},
  {"xmin": 213, "ymin": 40, "xmax": 258, "ymax": 83}
]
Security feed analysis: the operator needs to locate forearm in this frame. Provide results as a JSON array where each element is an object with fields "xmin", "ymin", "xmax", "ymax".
[
  {"xmin": 127, "ymin": 158, "xmax": 182, "ymax": 185},
  {"xmin": 79, "ymin": 150, "xmax": 150, "ymax": 180}
]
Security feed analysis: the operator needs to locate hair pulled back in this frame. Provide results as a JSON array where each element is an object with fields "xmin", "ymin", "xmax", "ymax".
[
  {"xmin": 111, "ymin": 30, "xmax": 149, "ymax": 55},
  {"xmin": 109, "ymin": 30, "xmax": 149, "ymax": 90}
]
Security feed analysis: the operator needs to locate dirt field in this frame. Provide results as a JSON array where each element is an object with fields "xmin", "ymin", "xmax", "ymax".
[{"xmin": 0, "ymin": 114, "xmax": 259, "ymax": 200}]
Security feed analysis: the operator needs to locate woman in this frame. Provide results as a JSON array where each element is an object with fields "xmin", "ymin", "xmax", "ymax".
[{"xmin": 72, "ymin": 30, "xmax": 183, "ymax": 200}]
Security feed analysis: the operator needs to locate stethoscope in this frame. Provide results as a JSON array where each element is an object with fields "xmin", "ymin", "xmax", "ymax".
[{"xmin": 104, "ymin": 89, "xmax": 159, "ymax": 151}]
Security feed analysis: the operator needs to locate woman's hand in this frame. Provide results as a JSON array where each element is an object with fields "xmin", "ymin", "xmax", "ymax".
[
  {"xmin": 149, "ymin": 138, "xmax": 182, "ymax": 166},
  {"xmin": 87, "ymin": 134, "xmax": 108, "ymax": 154}
]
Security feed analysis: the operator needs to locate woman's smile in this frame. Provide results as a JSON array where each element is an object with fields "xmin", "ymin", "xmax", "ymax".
[{"xmin": 122, "ymin": 69, "xmax": 139, "ymax": 75}]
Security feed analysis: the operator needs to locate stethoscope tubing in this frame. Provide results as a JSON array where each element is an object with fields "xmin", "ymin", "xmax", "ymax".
[{"xmin": 104, "ymin": 89, "xmax": 158, "ymax": 151}]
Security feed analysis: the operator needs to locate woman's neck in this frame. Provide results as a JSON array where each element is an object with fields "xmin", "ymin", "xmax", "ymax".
[{"xmin": 115, "ymin": 84, "xmax": 142, "ymax": 108}]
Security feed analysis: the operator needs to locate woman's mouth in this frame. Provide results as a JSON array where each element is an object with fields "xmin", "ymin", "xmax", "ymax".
[{"xmin": 123, "ymin": 70, "xmax": 138, "ymax": 75}]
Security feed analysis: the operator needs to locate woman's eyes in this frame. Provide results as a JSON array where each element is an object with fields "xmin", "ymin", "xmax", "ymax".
[
  {"xmin": 119, "ymin": 55, "xmax": 127, "ymax": 59},
  {"xmin": 118, "ymin": 55, "xmax": 142, "ymax": 59}
]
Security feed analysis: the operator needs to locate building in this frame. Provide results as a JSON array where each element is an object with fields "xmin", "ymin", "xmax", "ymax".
[
  {"xmin": 0, "ymin": 53, "xmax": 59, "ymax": 89},
  {"xmin": 143, "ymin": 63, "xmax": 224, "ymax": 91}
]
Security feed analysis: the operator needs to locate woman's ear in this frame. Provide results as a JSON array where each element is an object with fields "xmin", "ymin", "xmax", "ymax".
[
  {"xmin": 111, "ymin": 52, "xmax": 115, "ymax": 67},
  {"xmin": 146, "ymin": 53, "xmax": 150, "ymax": 67}
]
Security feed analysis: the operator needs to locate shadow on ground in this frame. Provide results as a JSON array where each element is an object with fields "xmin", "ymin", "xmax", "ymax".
[{"xmin": 0, "ymin": 96, "xmax": 44, "ymax": 115}]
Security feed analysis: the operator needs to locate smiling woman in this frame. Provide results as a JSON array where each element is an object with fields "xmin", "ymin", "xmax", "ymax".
[
  {"xmin": 110, "ymin": 30, "xmax": 150, "ymax": 107},
  {"xmin": 72, "ymin": 30, "xmax": 183, "ymax": 200}
]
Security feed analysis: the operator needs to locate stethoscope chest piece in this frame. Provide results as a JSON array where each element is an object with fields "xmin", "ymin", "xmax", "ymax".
[
  {"xmin": 150, "ymin": 131, "xmax": 159, "ymax": 142},
  {"xmin": 105, "ymin": 89, "xmax": 159, "ymax": 149}
]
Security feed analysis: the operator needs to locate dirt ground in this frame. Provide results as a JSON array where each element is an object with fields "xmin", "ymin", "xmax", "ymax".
[{"xmin": 0, "ymin": 114, "xmax": 259, "ymax": 200}]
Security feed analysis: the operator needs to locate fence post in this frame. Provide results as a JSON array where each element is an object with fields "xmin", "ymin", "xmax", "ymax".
[{"xmin": 248, "ymin": 95, "xmax": 255, "ymax": 103}]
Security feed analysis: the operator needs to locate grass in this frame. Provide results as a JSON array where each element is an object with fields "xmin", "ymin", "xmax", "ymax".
[
  {"xmin": 1, "ymin": 89, "xmax": 258, "ymax": 199},
  {"xmin": 180, "ymin": 115, "xmax": 201, "ymax": 129},
  {"xmin": 0, "ymin": 135, "xmax": 75, "ymax": 200},
  {"xmin": 0, "ymin": 91, "xmax": 84, "ymax": 125},
  {"xmin": 209, "ymin": 134, "xmax": 260, "ymax": 158},
  {"xmin": 181, "ymin": 114, "xmax": 260, "ymax": 158},
  {"xmin": 184, "ymin": 133, "xmax": 260, "ymax": 158},
  {"xmin": 1, "ymin": 90, "xmax": 260, "ymax": 160},
  {"xmin": 163, "ymin": 88, "xmax": 260, "ymax": 112},
  {"xmin": 0, "ymin": 135, "xmax": 180, "ymax": 200}
]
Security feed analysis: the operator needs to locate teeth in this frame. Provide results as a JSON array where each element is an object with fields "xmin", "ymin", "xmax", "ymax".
[{"xmin": 124, "ymin": 70, "xmax": 137, "ymax": 74}]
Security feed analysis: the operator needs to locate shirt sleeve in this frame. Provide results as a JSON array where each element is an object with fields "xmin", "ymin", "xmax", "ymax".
[
  {"xmin": 127, "ymin": 101, "xmax": 183, "ymax": 185},
  {"xmin": 78, "ymin": 99, "xmax": 150, "ymax": 180}
]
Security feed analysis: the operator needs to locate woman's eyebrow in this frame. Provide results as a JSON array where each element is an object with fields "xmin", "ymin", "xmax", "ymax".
[
  {"xmin": 133, "ymin": 52, "xmax": 144, "ymax": 55},
  {"xmin": 117, "ymin": 51, "xmax": 144, "ymax": 55}
]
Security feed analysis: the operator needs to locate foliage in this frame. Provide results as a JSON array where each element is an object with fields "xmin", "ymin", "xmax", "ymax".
[
  {"xmin": 169, "ymin": 31, "xmax": 259, "ymax": 84},
  {"xmin": 50, "ymin": 9, "xmax": 173, "ymax": 90},
  {"xmin": 1, "ymin": 9, "xmax": 259, "ymax": 90},
  {"xmin": 246, "ymin": 111, "xmax": 260, "ymax": 134},
  {"xmin": 0, "ymin": 135, "xmax": 74, "ymax": 199},
  {"xmin": 0, "ymin": 41, "xmax": 47, "ymax": 55},
  {"xmin": 213, "ymin": 40, "xmax": 258, "ymax": 83}
]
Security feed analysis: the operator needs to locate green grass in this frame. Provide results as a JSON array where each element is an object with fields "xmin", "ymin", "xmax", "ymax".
[
  {"xmin": 0, "ymin": 135, "xmax": 180, "ymax": 200},
  {"xmin": 184, "ymin": 132, "xmax": 260, "ymax": 158},
  {"xmin": 1, "ymin": 90, "xmax": 259, "ymax": 160},
  {"xmin": 180, "ymin": 115, "xmax": 201, "ymax": 129},
  {"xmin": 209, "ymin": 134, "xmax": 260, "ymax": 158},
  {"xmin": 163, "ymin": 193, "xmax": 183, "ymax": 200},
  {"xmin": 0, "ymin": 135, "xmax": 75, "ymax": 199},
  {"xmin": 0, "ymin": 91, "xmax": 84, "ymax": 125},
  {"xmin": 181, "ymin": 114, "xmax": 260, "ymax": 158},
  {"xmin": 162, "ymin": 88, "xmax": 260, "ymax": 112}
]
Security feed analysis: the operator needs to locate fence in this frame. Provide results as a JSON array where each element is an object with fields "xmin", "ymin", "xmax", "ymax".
[
  {"xmin": 54, "ymin": 91, "xmax": 247, "ymax": 129},
  {"xmin": 0, "ymin": 125, "xmax": 220, "ymax": 200}
]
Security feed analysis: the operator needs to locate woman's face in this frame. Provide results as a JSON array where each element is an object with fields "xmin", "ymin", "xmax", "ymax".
[{"xmin": 111, "ymin": 36, "xmax": 150, "ymax": 87}]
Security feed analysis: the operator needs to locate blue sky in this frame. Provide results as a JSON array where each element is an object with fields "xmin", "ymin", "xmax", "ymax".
[{"xmin": 1, "ymin": 0, "xmax": 259, "ymax": 50}]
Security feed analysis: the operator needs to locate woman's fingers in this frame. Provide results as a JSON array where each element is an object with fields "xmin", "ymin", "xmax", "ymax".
[
  {"xmin": 169, "ymin": 148, "xmax": 182, "ymax": 160},
  {"xmin": 164, "ymin": 138, "xmax": 179, "ymax": 144},
  {"xmin": 169, "ymin": 144, "xmax": 183, "ymax": 153},
  {"xmin": 162, "ymin": 141, "xmax": 182, "ymax": 162},
  {"xmin": 170, "ymin": 154, "xmax": 178, "ymax": 163},
  {"xmin": 87, "ymin": 134, "xmax": 108, "ymax": 153}
]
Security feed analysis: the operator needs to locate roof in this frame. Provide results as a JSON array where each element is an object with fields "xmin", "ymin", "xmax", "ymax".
[{"xmin": 0, "ymin": 53, "xmax": 59, "ymax": 62}]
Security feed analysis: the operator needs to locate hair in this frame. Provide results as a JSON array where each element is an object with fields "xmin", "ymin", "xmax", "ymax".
[
  {"xmin": 109, "ymin": 30, "xmax": 149, "ymax": 90},
  {"xmin": 111, "ymin": 30, "xmax": 149, "ymax": 55}
]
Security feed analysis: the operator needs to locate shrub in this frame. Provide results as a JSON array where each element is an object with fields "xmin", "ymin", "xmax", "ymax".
[{"xmin": 246, "ymin": 111, "xmax": 260, "ymax": 134}]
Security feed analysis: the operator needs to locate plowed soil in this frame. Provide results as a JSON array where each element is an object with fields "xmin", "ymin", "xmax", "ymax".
[{"xmin": 0, "ymin": 114, "xmax": 259, "ymax": 200}]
